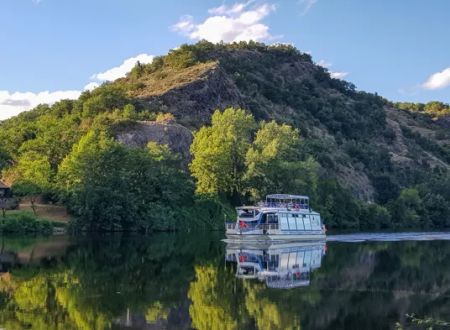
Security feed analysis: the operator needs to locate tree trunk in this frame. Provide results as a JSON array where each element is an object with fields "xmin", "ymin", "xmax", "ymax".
[{"xmin": 30, "ymin": 197, "xmax": 37, "ymax": 215}]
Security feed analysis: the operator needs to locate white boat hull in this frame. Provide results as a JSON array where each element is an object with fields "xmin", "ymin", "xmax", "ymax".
[{"xmin": 225, "ymin": 232, "xmax": 326, "ymax": 242}]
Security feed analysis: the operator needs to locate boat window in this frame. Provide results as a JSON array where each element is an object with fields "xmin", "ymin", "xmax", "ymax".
[
  {"xmin": 296, "ymin": 252, "xmax": 304, "ymax": 267},
  {"xmin": 239, "ymin": 209, "xmax": 259, "ymax": 218},
  {"xmin": 238, "ymin": 266, "xmax": 256, "ymax": 275},
  {"xmin": 267, "ymin": 214, "xmax": 278, "ymax": 223},
  {"xmin": 303, "ymin": 215, "xmax": 312, "ymax": 230},
  {"xmin": 296, "ymin": 217, "xmax": 305, "ymax": 230},
  {"xmin": 288, "ymin": 214, "xmax": 297, "ymax": 230},
  {"xmin": 260, "ymin": 213, "xmax": 267, "ymax": 223},
  {"xmin": 311, "ymin": 215, "xmax": 321, "ymax": 230},
  {"xmin": 304, "ymin": 251, "xmax": 312, "ymax": 265},
  {"xmin": 280, "ymin": 216, "xmax": 289, "ymax": 230}
]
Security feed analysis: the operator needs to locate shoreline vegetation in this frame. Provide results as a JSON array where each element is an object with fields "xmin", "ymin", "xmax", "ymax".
[
  {"xmin": 0, "ymin": 211, "xmax": 54, "ymax": 235},
  {"xmin": 1, "ymin": 41, "xmax": 450, "ymax": 233}
]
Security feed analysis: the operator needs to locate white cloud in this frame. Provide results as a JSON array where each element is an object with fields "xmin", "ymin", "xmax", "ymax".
[
  {"xmin": 0, "ymin": 90, "xmax": 81, "ymax": 121},
  {"xmin": 330, "ymin": 71, "xmax": 349, "ymax": 79},
  {"xmin": 0, "ymin": 53, "xmax": 155, "ymax": 120},
  {"xmin": 91, "ymin": 53, "xmax": 154, "ymax": 82},
  {"xmin": 83, "ymin": 82, "xmax": 100, "ymax": 91},
  {"xmin": 172, "ymin": 2, "xmax": 277, "ymax": 43},
  {"xmin": 317, "ymin": 59, "xmax": 349, "ymax": 79},
  {"xmin": 298, "ymin": 0, "xmax": 318, "ymax": 15},
  {"xmin": 317, "ymin": 59, "xmax": 331, "ymax": 68},
  {"xmin": 422, "ymin": 67, "xmax": 450, "ymax": 90}
]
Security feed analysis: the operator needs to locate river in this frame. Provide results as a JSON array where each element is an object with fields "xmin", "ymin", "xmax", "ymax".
[{"xmin": 0, "ymin": 232, "xmax": 449, "ymax": 329}]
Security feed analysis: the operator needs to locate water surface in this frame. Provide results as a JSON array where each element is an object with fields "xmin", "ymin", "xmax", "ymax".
[{"xmin": 0, "ymin": 233, "xmax": 449, "ymax": 329}]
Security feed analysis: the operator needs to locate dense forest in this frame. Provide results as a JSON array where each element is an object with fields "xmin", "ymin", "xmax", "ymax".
[{"xmin": 1, "ymin": 41, "xmax": 450, "ymax": 231}]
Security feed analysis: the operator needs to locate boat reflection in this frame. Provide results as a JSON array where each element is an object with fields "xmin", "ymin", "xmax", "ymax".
[{"xmin": 225, "ymin": 241, "xmax": 326, "ymax": 289}]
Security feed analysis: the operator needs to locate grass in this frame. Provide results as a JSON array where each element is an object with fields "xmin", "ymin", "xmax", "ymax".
[
  {"xmin": 124, "ymin": 61, "xmax": 217, "ymax": 97},
  {"xmin": 12, "ymin": 203, "xmax": 72, "ymax": 225}
]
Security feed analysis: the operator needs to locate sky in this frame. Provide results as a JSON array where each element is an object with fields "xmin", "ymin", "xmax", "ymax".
[{"xmin": 1, "ymin": 0, "xmax": 449, "ymax": 120}]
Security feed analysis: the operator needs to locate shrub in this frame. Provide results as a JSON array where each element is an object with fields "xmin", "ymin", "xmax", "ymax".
[{"xmin": 0, "ymin": 212, "xmax": 53, "ymax": 234}]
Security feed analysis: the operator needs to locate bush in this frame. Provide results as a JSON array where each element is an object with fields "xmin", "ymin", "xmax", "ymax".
[{"xmin": 0, "ymin": 212, "xmax": 53, "ymax": 234}]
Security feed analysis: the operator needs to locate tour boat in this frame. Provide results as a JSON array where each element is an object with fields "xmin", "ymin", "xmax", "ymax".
[
  {"xmin": 225, "ymin": 240, "xmax": 326, "ymax": 289},
  {"xmin": 225, "ymin": 194, "xmax": 326, "ymax": 241}
]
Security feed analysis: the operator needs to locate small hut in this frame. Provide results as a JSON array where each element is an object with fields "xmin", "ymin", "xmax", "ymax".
[{"xmin": 0, "ymin": 181, "xmax": 11, "ymax": 198}]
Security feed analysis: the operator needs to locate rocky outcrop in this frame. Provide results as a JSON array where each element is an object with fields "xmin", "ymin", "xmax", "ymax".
[
  {"xmin": 115, "ymin": 121, "xmax": 193, "ymax": 164},
  {"xmin": 138, "ymin": 66, "xmax": 244, "ymax": 128}
]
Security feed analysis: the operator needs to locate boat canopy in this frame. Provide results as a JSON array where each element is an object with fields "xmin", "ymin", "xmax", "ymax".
[
  {"xmin": 236, "ymin": 206, "xmax": 260, "ymax": 210},
  {"xmin": 266, "ymin": 194, "xmax": 309, "ymax": 201}
]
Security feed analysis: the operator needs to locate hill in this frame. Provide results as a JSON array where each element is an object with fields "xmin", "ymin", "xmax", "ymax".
[
  {"xmin": 1, "ymin": 41, "xmax": 450, "ymax": 230},
  {"xmin": 117, "ymin": 42, "xmax": 450, "ymax": 202}
]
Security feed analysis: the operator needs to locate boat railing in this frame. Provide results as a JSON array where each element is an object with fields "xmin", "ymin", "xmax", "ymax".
[
  {"xmin": 260, "ymin": 224, "xmax": 279, "ymax": 230},
  {"xmin": 225, "ymin": 222, "xmax": 236, "ymax": 230},
  {"xmin": 236, "ymin": 223, "xmax": 279, "ymax": 232},
  {"xmin": 258, "ymin": 201, "xmax": 309, "ymax": 210},
  {"xmin": 226, "ymin": 221, "xmax": 280, "ymax": 232}
]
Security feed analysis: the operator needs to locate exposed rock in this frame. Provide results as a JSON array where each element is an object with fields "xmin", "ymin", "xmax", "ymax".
[
  {"xmin": 138, "ymin": 66, "xmax": 244, "ymax": 128},
  {"xmin": 115, "ymin": 121, "xmax": 193, "ymax": 165}
]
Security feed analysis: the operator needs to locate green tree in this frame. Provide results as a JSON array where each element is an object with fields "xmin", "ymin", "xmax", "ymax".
[
  {"xmin": 12, "ymin": 181, "xmax": 43, "ymax": 215},
  {"xmin": 7, "ymin": 151, "xmax": 53, "ymax": 214},
  {"xmin": 190, "ymin": 108, "xmax": 256, "ymax": 201},
  {"xmin": 245, "ymin": 121, "xmax": 319, "ymax": 201},
  {"xmin": 58, "ymin": 130, "xmax": 193, "ymax": 231},
  {"xmin": 0, "ymin": 146, "xmax": 11, "ymax": 172},
  {"xmin": 123, "ymin": 104, "xmax": 137, "ymax": 119},
  {"xmin": 389, "ymin": 188, "xmax": 422, "ymax": 228}
]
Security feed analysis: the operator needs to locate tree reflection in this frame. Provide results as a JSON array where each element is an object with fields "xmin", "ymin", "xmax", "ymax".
[{"xmin": 0, "ymin": 236, "xmax": 449, "ymax": 329}]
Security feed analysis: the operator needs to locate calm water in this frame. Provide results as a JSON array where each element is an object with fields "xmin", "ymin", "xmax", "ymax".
[{"xmin": 0, "ymin": 233, "xmax": 449, "ymax": 329}]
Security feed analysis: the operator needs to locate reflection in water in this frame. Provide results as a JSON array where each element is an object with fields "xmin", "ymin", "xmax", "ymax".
[
  {"xmin": 225, "ymin": 241, "xmax": 326, "ymax": 289},
  {"xmin": 0, "ymin": 234, "xmax": 449, "ymax": 329}
]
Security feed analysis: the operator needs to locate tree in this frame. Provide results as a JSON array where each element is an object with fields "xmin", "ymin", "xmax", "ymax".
[
  {"xmin": 388, "ymin": 188, "xmax": 422, "ymax": 228},
  {"xmin": 245, "ymin": 121, "xmax": 319, "ymax": 201},
  {"xmin": 57, "ymin": 130, "xmax": 193, "ymax": 231},
  {"xmin": 190, "ymin": 108, "xmax": 256, "ymax": 201},
  {"xmin": 6, "ymin": 151, "xmax": 53, "ymax": 214},
  {"xmin": 123, "ymin": 104, "xmax": 137, "ymax": 119},
  {"xmin": 12, "ymin": 181, "xmax": 42, "ymax": 215},
  {"xmin": 0, "ymin": 146, "xmax": 11, "ymax": 172}
]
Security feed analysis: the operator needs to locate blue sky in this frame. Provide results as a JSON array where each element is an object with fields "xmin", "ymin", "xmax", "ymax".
[{"xmin": 1, "ymin": 0, "xmax": 449, "ymax": 119}]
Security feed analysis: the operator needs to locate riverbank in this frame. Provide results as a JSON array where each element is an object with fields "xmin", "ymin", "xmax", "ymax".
[
  {"xmin": 15, "ymin": 203, "xmax": 72, "ymax": 223},
  {"xmin": 1, "ymin": 210, "xmax": 68, "ymax": 235}
]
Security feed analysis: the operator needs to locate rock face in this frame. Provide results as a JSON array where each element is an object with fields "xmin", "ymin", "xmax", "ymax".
[
  {"xmin": 115, "ymin": 121, "xmax": 193, "ymax": 164},
  {"xmin": 138, "ymin": 66, "xmax": 244, "ymax": 128}
]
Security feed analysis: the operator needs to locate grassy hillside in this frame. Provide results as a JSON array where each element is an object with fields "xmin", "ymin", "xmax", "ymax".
[{"xmin": 1, "ymin": 41, "xmax": 450, "ymax": 230}]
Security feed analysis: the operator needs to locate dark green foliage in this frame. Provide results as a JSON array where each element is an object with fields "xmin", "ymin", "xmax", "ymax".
[
  {"xmin": 59, "ymin": 130, "xmax": 195, "ymax": 231},
  {"xmin": 0, "ymin": 146, "xmax": 11, "ymax": 172},
  {"xmin": 0, "ymin": 212, "xmax": 53, "ymax": 234},
  {"xmin": 372, "ymin": 175, "xmax": 400, "ymax": 204},
  {"xmin": 81, "ymin": 84, "xmax": 130, "ymax": 117},
  {"xmin": 360, "ymin": 204, "xmax": 392, "ymax": 230},
  {"xmin": 315, "ymin": 179, "xmax": 362, "ymax": 229}
]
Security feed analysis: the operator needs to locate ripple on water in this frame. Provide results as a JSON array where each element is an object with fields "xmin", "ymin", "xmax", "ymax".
[{"xmin": 326, "ymin": 232, "xmax": 450, "ymax": 242}]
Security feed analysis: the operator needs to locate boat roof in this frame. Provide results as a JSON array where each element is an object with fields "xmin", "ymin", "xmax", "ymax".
[
  {"xmin": 236, "ymin": 206, "xmax": 260, "ymax": 210},
  {"xmin": 266, "ymin": 279, "xmax": 310, "ymax": 289},
  {"xmin": 266, "ymin": 194, "xmax": 309, "ymax": 200}
]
